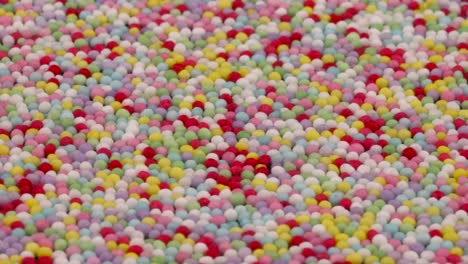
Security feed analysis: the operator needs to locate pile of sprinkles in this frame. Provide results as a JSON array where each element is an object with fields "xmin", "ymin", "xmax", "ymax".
[{"xmin": 0, "ymin": 0, "xmax": 468, "ymax": 263}]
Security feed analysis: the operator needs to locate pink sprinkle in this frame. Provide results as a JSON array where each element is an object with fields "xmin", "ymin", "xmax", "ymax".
[
  {"xmin": 66, "ymin": 245, "xmax": 81, "ymax": 255},
  {"xmin": 210, "ymin": 215, "xmax": 226, "ymax": 226},
  {"xmin": 87, "ymin": 256, "xmax": 101, "ymax": 264},
  {"xmin": 175, "ymin": 252, "xmax": 190, "ymax": 263},
  {"xmin": 354, "ymin": 189, "xmax": 368, "ymax": 199}
]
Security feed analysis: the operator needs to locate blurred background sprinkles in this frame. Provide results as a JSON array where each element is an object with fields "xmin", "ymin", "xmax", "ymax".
[{"xmin": 0, "ymin": 0, "xmax": 467, "ymax": 263}]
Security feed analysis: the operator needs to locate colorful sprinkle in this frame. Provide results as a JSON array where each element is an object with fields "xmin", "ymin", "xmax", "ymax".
[{"xmin": 0, "ymin": 0, "xmax": 467, "ymax": 263}]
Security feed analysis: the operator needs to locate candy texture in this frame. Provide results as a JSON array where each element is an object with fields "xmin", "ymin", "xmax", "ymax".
[{"xmin": 0, "ymin": 0, "xmax": 467, "ymax": 263}]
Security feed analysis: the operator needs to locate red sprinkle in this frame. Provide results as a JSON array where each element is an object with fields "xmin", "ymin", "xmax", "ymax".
[
  {"xmin": 401, "ymin": 147, "xmax": 418, "ymax": 160},
  {"xmin": 38, "ymin": 162, "xmax": 53, "ymax": 173},
  {"xmin": 367, "ymin": 229, "xmax": 378, "ymax": 240},
  {"xmin": 339, "ymin": 198, "xmax": 352, "ymax": 210},
  {"xmin": 228, "ymin": 72, "xmax": 242, "ymax": 82},
  {"xmin": 108, "ymin": 160, "xmax": 123, "ymax": 170},
  {"xmin": 429, "ymin": 229, "xmax": 442, "ymax": 237},
  {"xmin": 142, "ymin": 147, "xmax": 156, "ymax": 158},
  {"xmin": 21, "ymin": 257, "xmax": 37, "ymax": 264},
  {"xmin": 431, "ymin": 190, "xmax": 445, "ymax": 199},
  {"xmin": 48, "ymin": 64, "xmax": 62, "ymax": 75},
  {"xmin": 128, "ymin": 245, "xmax": 143, "ymax": 255}
]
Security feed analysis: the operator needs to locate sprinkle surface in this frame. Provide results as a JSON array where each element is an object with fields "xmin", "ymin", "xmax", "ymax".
[{"xmin": 0, "ymin": 0, "xmax": 467, "ymax": 263}]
